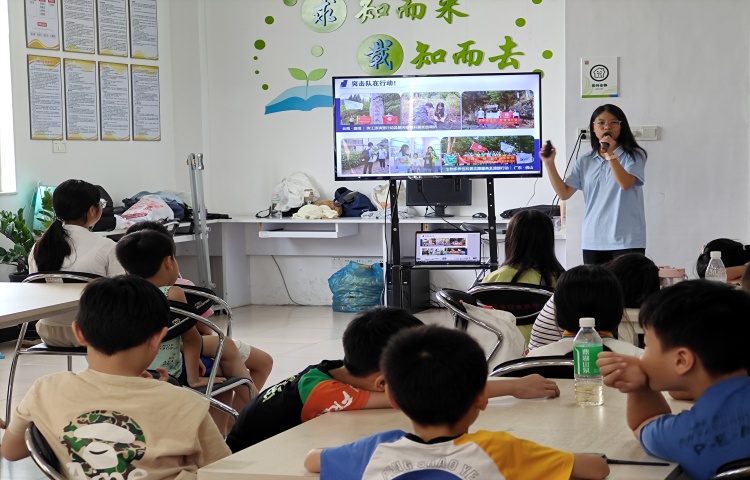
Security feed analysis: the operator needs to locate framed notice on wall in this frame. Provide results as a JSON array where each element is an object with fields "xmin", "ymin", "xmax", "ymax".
[
  {"xmin": 62, "ymin": 0, "xmax": 96, "ymax": 53},
  {"xmin": 25, "ymin": 0, "xmax": 60, "ymax": 50},
  {"xmin": 97, "ymin": 0, "xmax": 128, "ymax": 57},
  {"xmin": 130, "ymin": 0, "xmax": 158, "ymax": 60},
  {"xmin": 28, "ymin": 55, "xmax": 63, "ymax": 140},
  {"xmin": 131, "ymin": 65, "xmax": 160, "ymax": 141},
  {"xmin": 64, "ymin": 59, "xmax": 98, "ymax": 140},
  {"xmin": 99, "ymin": 62, "xmax": 130, "ymax": 140}
]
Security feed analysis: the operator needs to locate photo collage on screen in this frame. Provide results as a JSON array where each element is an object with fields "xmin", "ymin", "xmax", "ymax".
[
  {"xmin": 335, "ymin": 85, "xmax": 537, "ymax": 177},
  {"xmin": 419, "ymin": 235, "xmax": 468, "ymax": 257}
]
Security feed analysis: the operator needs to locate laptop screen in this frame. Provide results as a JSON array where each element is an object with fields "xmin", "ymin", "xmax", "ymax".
[{"xmin": 415, "ymin": 231, "xmax": 482, "ymax": 265}]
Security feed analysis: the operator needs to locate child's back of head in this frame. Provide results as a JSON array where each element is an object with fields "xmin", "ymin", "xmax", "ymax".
[
  {"xmin": 381, "ymin": 325, "xmax": 487, "ymax": 426},
  {"xmin": 126, "ymin": 220, "xmax": 170, "ymax": 237},
  {"xmin": 115, "ymin": 230, "xmax": 175, "ymax": 279},
  {"xmin": 603, "ymin": 253, "xmax": 659, "ymax": 308},
  {"xmin": 640, "ymin": 279, "xmax": 750, "ymax": 376},
  {"xmin": 78, "ymin": 276, "xmax": 169, "ymax": 355},
  {"xmin": 555, "ymin": 265, "xmax": 624, "ymax": 333},
  {"xmin": 696, "ymin": 238, "xmax": 750, "ymax": 278},
  {"xmin": 342, "ymin": 307, "xmax": 423, "ymax": 377}
]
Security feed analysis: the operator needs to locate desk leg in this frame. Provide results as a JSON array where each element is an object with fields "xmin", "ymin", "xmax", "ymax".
[
  {"xmin": 391, "ymin": 264, "xmax": 403, "ymax": 308},
  {"xmin": 220, "ymin": 223, "xmax": 251, "ymax": 308}
]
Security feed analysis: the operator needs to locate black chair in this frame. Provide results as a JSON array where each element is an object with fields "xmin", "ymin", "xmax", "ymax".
[
  {"xmin": 467, "ymin": 282, "xmax": 553, "ymax": 327},
  {"xmin": 180, "ymin": 284, "xmax": 233, "ymax": 334},
  {"xmin": 712, "ymin": 459, "xmax": 750, "ymax": 479},
  {"xmin": 25, "ymin": 423, "xmax": 64, "ymax": 480},
  {"xmin": 491, "ymin": 355, "xmax": 574, "ymax": 379},
  {"xmin": 6, "ymin": 272, "xmax": 98, "ymax": 422},
  {"xmin": 435, "ymin": 288, "xmax": 511, "ymax": 362},
  {"xmin": 168, "ymin": 301, "xmax": 254, "ymax": 419}
]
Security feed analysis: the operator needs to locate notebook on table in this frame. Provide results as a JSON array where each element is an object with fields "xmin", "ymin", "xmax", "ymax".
[{"xmin": 414, "ymin": 230, "xmax": 482, "ymax": 266}]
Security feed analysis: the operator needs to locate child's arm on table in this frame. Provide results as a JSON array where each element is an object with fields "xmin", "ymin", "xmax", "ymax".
[
  {"xmin": 597, "ymin": 352, "xmax": 670, "ymax": 437},
  {"xmin": 487, "ymin": 374, "xmax": 560, "ymax": 399},
  {"xmin": 571, "ymin": 453, "xmax": 610, "ymax": 479},
  {"xmin": 304, "ymin": 449, "xmax": 322, "ymax": 473}
]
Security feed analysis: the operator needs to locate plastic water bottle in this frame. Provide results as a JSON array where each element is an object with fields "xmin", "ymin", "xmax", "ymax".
[
  {"xmin": 574, "ymin": 317, "xmax": 604, "ymax": 406},
  {"xmin": 270, "ymin": 193, "xmax": 282, "ymax": 219},
  {"xmin": 704, "ymin": 251, "xmax": 727, "ymax": 283}
]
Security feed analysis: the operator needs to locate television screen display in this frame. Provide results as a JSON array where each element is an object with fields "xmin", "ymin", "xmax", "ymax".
[{"xmin": 332, "ymin": 72, "xmax": 542, "ymax": 181}]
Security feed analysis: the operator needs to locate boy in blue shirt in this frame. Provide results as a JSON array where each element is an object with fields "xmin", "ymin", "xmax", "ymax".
[
  {"xmin": 598, "ymin": 280, "xmax": 750, "ymax": 480},
  {"xmin": 305, "ymin": 325, "xmax": 608, "ymax": 480}
]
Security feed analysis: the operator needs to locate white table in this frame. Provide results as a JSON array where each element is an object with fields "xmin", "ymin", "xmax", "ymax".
[
  {"xmin": 198, "ymin": 379, "xmax": 690, "ymax": 479},
  {"xmin": 0, "ymin": 282, "xmax": 84, "ymax": 328}
]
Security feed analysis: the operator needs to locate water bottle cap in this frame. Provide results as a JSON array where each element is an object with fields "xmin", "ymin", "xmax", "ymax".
[
  {"xmin": 710, "ymin": 251, "xmax": 722, "ymax": 259},
  {"xmin": 579, "ymin": 317, "xmax": 596, "ymax": 328}
]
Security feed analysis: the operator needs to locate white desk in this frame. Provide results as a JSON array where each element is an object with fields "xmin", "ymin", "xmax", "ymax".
[
  {"xmin": 198, "ymin": 379, "xmax": 689, "ymax": 480},
  {"xmin": 0, "ymin": 283, "xmax": 84, "ymax": 328}
]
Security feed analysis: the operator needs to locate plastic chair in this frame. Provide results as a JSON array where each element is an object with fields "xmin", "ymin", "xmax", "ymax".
[
  {"xmin": 435, "ymin": 288, "xmax": 509, "ymax": 362},
  {"xmin": 490, "ymin": 355, "xmax": 574, "ymax": 379},
  {"xmin": 168, "ymin": 301, "xmax": 254, "ymax": 419},
  {"xmin": 5, "ymin": 272, "xmax": 98, "ymax": 423},
  {"xmin": 712, "ymin": 459, "xmax": 750, "ymax": 479},
  {"xmin": 467, "ymin": 282, "xmax": 554, "ymax": 327},
  {"xmin": 25, "ymin": 423, "xmax": 64, "ymax": 480}
]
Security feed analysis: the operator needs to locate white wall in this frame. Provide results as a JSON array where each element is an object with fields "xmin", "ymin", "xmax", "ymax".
[
  {"xmin": 1, "ymin": 0, "xmax": 177, "ymax": 213},
  {"xmin": 564, "ymin": 0, "xmax": 750, "ymax": 274}
]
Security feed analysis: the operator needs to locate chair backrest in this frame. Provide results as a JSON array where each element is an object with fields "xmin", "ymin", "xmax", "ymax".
[
  {"xmin": 468, "ymin": 282, "xmax": 553, "ymax": 326},
  {"xmin": 712, "ymin": 458, "xmax": 750, "ymax": 479},
  {"xmin": 435, "ymin": 288, "xmax": 478, "ymax": 330},
  {"xmin": 179, "ymin": 284, "xmax": 234, "ymax": 336},
  {"xmin": 491, "ymin": 355, "xmax": 574, "ymax": 379},
  {"xmin": 23, "ymin": 271, "xmax": 101, "ymax": 284},
  {"xmin": 164, "ymin": 300, "xmax": 201, "ymax": 341},
  {"xmin": 25, "ymin": 423, "xmax": 64, "ymax": 480}
]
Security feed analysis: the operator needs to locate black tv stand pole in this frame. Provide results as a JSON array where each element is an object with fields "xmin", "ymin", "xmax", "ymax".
[
  {"xmin": 388, "ymin": 177, "xmax": 498, "ymax": 310},
  {"xmin": 389, "ymin": 179, "xmax": 403, "ymax": 308}
]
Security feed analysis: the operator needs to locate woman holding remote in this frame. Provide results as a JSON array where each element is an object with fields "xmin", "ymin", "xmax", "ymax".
[{"xmin": 540, "ymin": 104, "xmax": 647, "ymax": 265}]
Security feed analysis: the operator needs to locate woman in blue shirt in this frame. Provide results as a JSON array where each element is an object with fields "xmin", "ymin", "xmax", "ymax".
[{"xmin": 541, "ymin": 104, "xmax": 648, "ymax": 265}]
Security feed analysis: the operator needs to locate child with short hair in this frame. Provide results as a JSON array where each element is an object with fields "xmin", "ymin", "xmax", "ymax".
[
  {"xmin": 1, "ymin": 276, "xmax": 230, "ymax": 478},
  {"xmin": 597, "ymin": 280, "xmax": 750, "ymax": 480},
  {"xmin": 226, "ymin": 307, "xmax": 559, "ymax": 452},
  {"xmin": 305, "ymin": 325, "xmax": 608, "ymax": 479},
  {"xmin": 528, "ymin": 265, "xmax": 643, "ymax": 357}
]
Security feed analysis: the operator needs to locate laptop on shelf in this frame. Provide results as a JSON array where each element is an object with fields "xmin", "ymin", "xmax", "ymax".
[{"xmin": 414, "ymin": 230, "xmax": 482, "ymax": 266}]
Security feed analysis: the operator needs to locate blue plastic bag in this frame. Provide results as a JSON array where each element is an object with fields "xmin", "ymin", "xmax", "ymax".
[{"xmin": 328, "ymin": 262, "xmax": 383, "ymax": 312}]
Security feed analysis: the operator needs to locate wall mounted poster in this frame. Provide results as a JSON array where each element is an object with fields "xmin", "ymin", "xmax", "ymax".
[
  {"xmin": 64, "ymin": 59, "xmax": 98, "ymax": 140},
  {"xmin": 28, "ymin": 55, "xmax": 63, "ymax": 139},
  {"xmin": 25, "ymin": 0, "xmax": 60, "ymax": 50},
  {"xmin": 97, "ymin": 0, "xmax": 128, "ymax": 56},
  {"xmin": 62, "ymin": 0, "xmax": 95, "ymax": 53},
  {"xmin": 130, "ymin": 0, "xmax": 158, "ymax": 60},
  {"xmin": 99, "ymin": 62, "xmax": 130, "ymax": 140},
  {"xmin": 131, "ymin": 65, "xmax": 160, "ymax": 140},
  {"xmin": 581, "ymin": 56, "xmax": 619, "ymax": 98}
]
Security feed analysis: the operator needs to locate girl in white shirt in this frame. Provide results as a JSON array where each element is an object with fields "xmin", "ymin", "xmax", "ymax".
[
  {"xmin": 29, "ymin": 179, "xmax": 125, "ymax": 346},
  {"xmin": 528, "ymin": 265, "xmax": 643, "ymax": 357}
]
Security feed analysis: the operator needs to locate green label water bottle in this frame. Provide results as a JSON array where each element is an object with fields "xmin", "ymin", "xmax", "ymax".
[{"xmin": 573, "ymin": 317, "xmax": 604, "ymax": 406}]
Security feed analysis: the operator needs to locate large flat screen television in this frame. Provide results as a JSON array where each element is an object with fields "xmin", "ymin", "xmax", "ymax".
[{"xmin": 332, "ymin": 72, "xmax": 542, "ymax": 181}]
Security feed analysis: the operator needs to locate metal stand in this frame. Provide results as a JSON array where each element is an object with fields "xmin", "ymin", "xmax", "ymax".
[
  {"xmin": 486, "ymin": 178, "xmax": 499, "ymax": 271},
  {"xmin": 187, "ymin": 153, "xmax": 213, "ymax": 289}
]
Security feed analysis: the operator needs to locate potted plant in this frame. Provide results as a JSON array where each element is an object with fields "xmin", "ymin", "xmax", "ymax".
[{"xmin": 0, "ymin": 208, "xmax": 36, "ymax": 281}]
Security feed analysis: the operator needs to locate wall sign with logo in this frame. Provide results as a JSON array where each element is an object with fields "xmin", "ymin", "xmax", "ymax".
[{"xmin": 581, "ymin": 56, "xmax": 618, "ymax": 98}]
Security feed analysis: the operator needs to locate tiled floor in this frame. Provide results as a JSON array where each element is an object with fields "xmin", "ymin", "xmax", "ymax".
[{"xmin": 0, "ymin": 305, "xmax": 452, "ymax": 479}]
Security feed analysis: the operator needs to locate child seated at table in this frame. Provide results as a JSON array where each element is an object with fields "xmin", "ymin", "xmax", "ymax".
[
  {"xmin": 126, "ymin": 221, "xmax": 273, "ymax": 390},
  {"xmin": 304, "ymin": 325, "xmax": 609, "ymax": 479},
  {"xmin": 597, "ymin": 280, "xmax": 750, "ymax": 480},
  {"xmin": 527, "ymin": 265, "xmax": 643, "ymax": 357},
  {"xmin": 1, "ymin": 276, "xmax": 230, "ymax": 477},
  {"xmin": 116, "ymin": 230, "xmax": 256, "ymax": 433},
  {"xmin": 225, "ymin": 307, "xmax": 560, "ymax": 452}
]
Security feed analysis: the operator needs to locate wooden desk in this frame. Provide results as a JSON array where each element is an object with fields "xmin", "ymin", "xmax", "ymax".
[
  {"xmin": 0, "ymin": 283, "xmax": 84, "ymax": 328},
  {"xmin": 198, "ymin": 379, "xmax": 690, "ymax": 480}
]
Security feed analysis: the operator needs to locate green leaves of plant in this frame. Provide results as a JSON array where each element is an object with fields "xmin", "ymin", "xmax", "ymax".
[
  {"xmin": 288, "ymin": 68, "xmax": 307, "ymax": 81},
  {"xmin": 288, "ymin": 68, "xmax": 327, "ymax": 81},
  {"xmin": 308, "ymin": 68, "xmax": 327, "ymax": 81}
]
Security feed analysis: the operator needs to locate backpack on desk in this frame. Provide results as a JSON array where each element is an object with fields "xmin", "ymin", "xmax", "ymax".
[{"xmin": 334, "ymin": 187, "xmax": 377, "ymax": 217}]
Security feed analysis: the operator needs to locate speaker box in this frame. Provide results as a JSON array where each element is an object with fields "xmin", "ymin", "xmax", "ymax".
[{"xmin": 386, "ymin": 267, "xmax": 431, "ymax": 314}]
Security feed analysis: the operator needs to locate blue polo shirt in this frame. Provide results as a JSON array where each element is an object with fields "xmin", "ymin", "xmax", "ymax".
[{"xmin": 565, "ymin": 147, "xmax": 646, "ymax": 250}]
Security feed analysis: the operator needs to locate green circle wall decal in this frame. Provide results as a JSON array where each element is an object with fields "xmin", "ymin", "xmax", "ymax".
[
  {"xmin": 253, "ymin": 56, "xmax": 258, "ymax": 60},
  {"xmin": 515, "ymin": 18, "xmax": 526, "ymax": 27},
  {"xmin": 255, "ymin": 70, "xmax": 260, "ymax": 74},
  {"xmin": 532, "ymin": 0, "xmax": 542, "ymax": 4},
  {"xmin": 265, "ymin": 16, "xmax": 274, "ymax": 25},
  {"xmin": 301, "ymin": 0, "xmax": 346, "ymax": 33},
  {"xmin": 533, "ymin": 68, "xmax": 544, "ymax": 78},
  {"xmin": 283, "ymin": 0, "xmax": 297, "ymax": 5},
  {"xmin": 357, "ymin": 34, "xmax": 404, "ymax": 76},
  {"xmin": 311, "ymin": 45, "xmax": 324, "ymax": 57},
  {"xmin": 262, "ymin": 84, "xmax": 269, "ymax": 90},
  {"xmin": 542, "ymin": 50, "xmax": 553, "ymax": 59},
  {"xmin": 254, "ymin": 40, "xmax": 266, "ymax": 50}
]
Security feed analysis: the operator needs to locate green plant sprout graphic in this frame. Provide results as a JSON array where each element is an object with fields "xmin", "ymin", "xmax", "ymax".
[{"xmin": 288, "ymin": 67, "xmax": 327, "ymax": 98}]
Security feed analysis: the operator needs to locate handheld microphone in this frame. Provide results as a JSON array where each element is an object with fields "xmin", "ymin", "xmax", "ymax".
[{"xmin": 600, "ymin": 133, "xmax": 611, "ymax": 152}]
